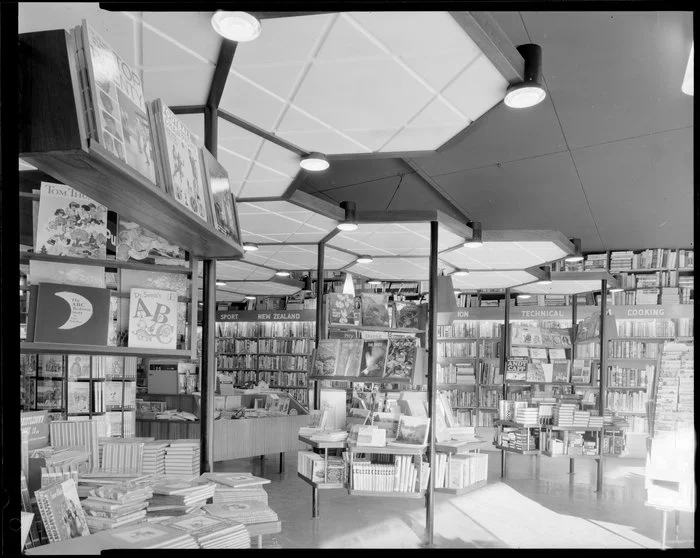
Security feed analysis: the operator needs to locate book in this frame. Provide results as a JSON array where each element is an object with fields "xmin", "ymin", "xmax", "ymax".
[
  {"xmin": 529, "ymin": 348, "xmax": 548, "ymax": 360},
  {"xmin": 149, "ymin": 99, "xmax": 210, "ymax": 221},
  {"xmin": 359, "ymin": 339, "xmax": 389, "ymax": 378},
  {"xmin": 505, "ymin": 357, "xmax": 528, "ymax": 381},
  {"xmin": 35, "ymin": 479, "xmax": 90, "ymax": 543},
  {"xmin": 67, "ymin": 355, "xmax": 91, "ymax": 379},
  {"xmin": 394, "ymin": 301, "xmax": 421, "ymax": 329},
  {"xmin": 199, "ymin": 473, "xmax": 270, "ymax": 489},
  {"xmin": 200, "ymin": 147, "xmax": 242, "ymax": 245},
  {"xmin": 552, "ymin": 360, "xmax": 570, "ymax": 382},
  {"xmin": 312, "ymin": 339, "xmax": 340, "ymax": 376},
  {"xmin": 571, "ymin": 359, "xmax": 591, "ymax": 384},
  {"xmin": 526, "ymin": 362, "xmax": 546, "ymax": 382},
  {"xmin": 549, "ymin": 348, "xmax": 567, "ymax": 360},
  {"xmin": 67, "ymin": 382, "xmax": 91, "ymax": 413},
  {"xmin": 30, "ymin": 282, "xmax": 111, "ymax": 345},
  {"xmin": 36, "ymin": 380, "xmax": 63, "ymax": 409},
  {"xmin": 115, "ymin": 219, "xmax": 187, "ymax": 266},
  {"xmin": 39, "ymin": 354, "xmax": 65, "ymax": 378},
  {"xmin": 128, "ymin": 288, "xmax": 178, "ymax": 349},
  {"xmin": 361, "ymin": 293, "xmax": 390, "ymax": 327},
  {"xmin": 336, "ymin": 339, "xmax": 364, "ymax": 377},
  {"xmin": 390, "ymin": 415, "xmax": 430, "ymax": 447},
  {"xmin": 29, "ymin": 260, "xmax": 106, "ymax": 289},
  {"xmin": 34, "ymin": 182, "xmax": 110, "ymax": 259},
  {"xmin": 328, "ymin": 294, "xmax": 360, "ymax": 325},
  {"xmin": 383, "ymin": 334, "xmax": 417, "ymax": 380},
  {"xmin": 510, "ymin": 346, "xmax": 529, "ymax": 357}
]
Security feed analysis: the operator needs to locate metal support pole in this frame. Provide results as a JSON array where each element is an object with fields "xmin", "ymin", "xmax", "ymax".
[
  {"xmin": 200, "ymin": 258, "xmax": 216, "ymax": 473},
  {"xmin": 314, "ymin": 241, "xmax": 326, "ymax": 411},
  {"xmin": 571, "ymin": 295, "xmax": 578, "ymax": 360},
  {"xmin": 425, "ymin": 220, "xmax": 439, "ymax": 547},
  {"xmin": 500, "ymin": 288, "xmax": 511, "ymax": 478},
  {"xmin": 597, "ymin": 279, "xmax": 607, "ymax": 493}
]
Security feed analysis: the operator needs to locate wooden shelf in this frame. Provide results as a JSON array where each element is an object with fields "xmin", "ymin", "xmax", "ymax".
[
  {"xmin": 438, "ymin": 337, "xmax": 479, "ymax": 341},
  {"xmin": 219, "ymin": 352, "xmax": 312, "ymax": 356},
  {"xmin": 297, "ymin": 472, "xmax": 346, "ymax": 490},
  {"xmin": 435, "ymin": 440, "xmax": 484, "ymax": 453},
  {"xmin": 438, "ymin": 356, "xmax": 478, "ymax": 361},
  {"xmin": 546, "ymin": 426, "xmax": 604, "ymax": 431},
  {"xmin": 607, "ymin": 386, "xmax": 648, "ymax": 390},
  {"xmin": 437, "ymin": 383, "xmax": 477, "ymax": 389},
  {"xmin": 494, "ymin": 420, "xmax": 542, "ymax": 429},
  {"xmin": 21, "ymin": 343, "xmax": 191, "ymax": 359},
  {"xmin": 608, "ymin": 358, "xmax": 658, "ymax": 364},
  {"xmin": 435, "ymin": 479, "xmax": 487, "ymax": 495},
  {"xmin": 493, "ymin": 445, "xmax": 540, "ymax": 455},
  {"xmin": 347, "ymin": 444, "xmax": 425, "ymax": 456},
  {"xmin": 310, "ymin": 375, "xmax": 411, "ymax": 384},
  {"xmin": 328, "ymin": 324, "xmax": 425, "ymax": 334},
  {"xmin": 348, "ymin": 489, "xmax": 425, "ymax": 499},
  {"xmin": 506, "ymin": 381, "xmax": 573, "ymax": 385},
  {"xmin": 19, "ymin": 252, "xmax": 191, "ymax": 274},
  {"xmin": 298, "ymin": 435, "xmax": 346, "ymax": 449}
]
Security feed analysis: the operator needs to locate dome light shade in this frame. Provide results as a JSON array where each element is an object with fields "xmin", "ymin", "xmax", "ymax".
[
  {"xmin": 452, "ymin": 269, "xmax": 469, "ymax": 276},
  {"xmin": 337, "ymin": 201, "xmax": 358, "ymax": 231},
  {"xmin": 356, "ymin": 255, "xmax": 373, "ymax": 264},
  {"xmin": 343, "ymin": 273, "xmax": 355, "ymax": 296},
  {"xmin": 245, "ymin": 295, "xmax": 257, "ymax": 300},
  {"xmin": 300, "ymin": 152, "xmax": 329, "ymax": 171},
  {"xmin": 275, "ymin": 270, "xmax": 290, "ymax": 277},
  {"xmin": 337, "ymin": 222, "xmax": 358, "ymax": 231},
  {"xmin": 518, "ymin": 294, "xmax": 532, "ymax": 299},
  {"xmin": 216, "ymin": 281, "xmax": 226, "ymax": 286},
  {"xmin": 366, "ymin": 279, "xmax": 382, "ymax": 286},
  {"xmin": 243, "ymin": 243, "xmax": 259, "ymax": 252},
  {"xmin": 504, "ymin": 44, "xmax": 546, "ymax": 109},
  {"xmin": 211, "ymin": 11, "xmax": 261, "ymax": 42}
]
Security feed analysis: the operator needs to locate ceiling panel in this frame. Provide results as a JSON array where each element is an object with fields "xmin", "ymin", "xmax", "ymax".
[
  {"xmin": 141, "ymin": 11, "xmax": 221, "ymax": 66},
  {"xmin": 570, "ymin": 127, "xmax": 694, "ymax": 250},
  {"xmin": 384, "ymin": 173, "xmax": 466, "ymax": 221},
  {"xmin": 237, "ymin": 200, "xmax": 337, "ymax": 244},
  {"xmin": 143, "ymin": 66, "xmax": 214, "ymax": 107},
  {"xmin": 219, "ymin": 280, "xmax": 303, "ymax": 296},
  {"xmin": 213, "ymin": 290, "xmax": 246, "ymax": 303},
  {"xmin": 514, "ymin": 280, "xmax": 604, "ymax": 295},
  {"xmin": 243, "ymin": 244, "xmax": 355, "ymax": 271},
  {"xmin": 211, "ymin": 260, "xmax": 275, "ymax": 282},
  {"xmin": 452, "ymin": 270, "xmax": 540, "ymax": 290},
  {"xmin": 434, "ymin": 151, "xmax": 605, "ymax": 253},
  {"xmin": 347, "ymin": 257, "xmax": 431, "ymax": 281},
  {"xmin": 522, "ymin": 11, "xmax": 694, "ymax": 150}
]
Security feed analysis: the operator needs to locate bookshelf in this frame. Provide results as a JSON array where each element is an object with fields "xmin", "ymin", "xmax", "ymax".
[{"xmin": 347, "ymin": 444, "xmax": 427, "ymax": 499}]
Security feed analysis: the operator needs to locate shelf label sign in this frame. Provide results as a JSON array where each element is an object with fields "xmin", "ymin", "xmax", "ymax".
[
  {"xmin": 216, "ymin": 310, "xmax": 316, "ymax": 322},
  {"xmin": 626, "ymin": 308, "xmax": 665, "ymax": 317},
  {"xmin": 20, "ymin": 410, "xmax": 50, "ymax": 450}
]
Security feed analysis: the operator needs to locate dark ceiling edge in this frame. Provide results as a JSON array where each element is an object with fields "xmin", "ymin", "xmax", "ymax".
[{"xmin": 402, "ymin": 157, "xmax": 472, "ymax": 221}]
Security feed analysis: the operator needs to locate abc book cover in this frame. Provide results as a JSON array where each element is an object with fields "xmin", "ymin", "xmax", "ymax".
[{"xmin": 128, "ymin": 288, "xmax": 178, "ymax": 350}]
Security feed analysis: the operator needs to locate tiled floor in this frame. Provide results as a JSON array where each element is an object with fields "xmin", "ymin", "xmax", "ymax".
[{"xmin": 216, "ymin": 447, "xmax": 695, "ymax": 549}]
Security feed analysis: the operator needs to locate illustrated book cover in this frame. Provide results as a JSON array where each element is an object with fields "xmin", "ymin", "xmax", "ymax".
[
  {"xmin": 30, "ymin": 282, "xmax": 111, "ymax": 345},
  {"xmin": 360, "ymin": 293, "xmax": 390, "ymax": 327},
  {"xmin": 67, "ymin": 355, "xmax": 91, "ymax": 379},
  {"xmin": 127, "ymin": 288, "xmax": 178, "ymax": 350},
  {"xmin": 67, "ymin": 382, "xmax": 91, "ymax": 414},
  {"xmin": 29, "ymin": 260, "xmax": 106, "ymax": 289},
  {"xmin": 328, "ymin": 293, "xmax": 360, "ymax": 325},
  {"xmin": 394, "ymin": 301, "xmax": 421, "ymax": 329},
  {"xmin": 571, "ymin": 359, "xmax": 592, "ymax": 384},
  {"xmin": 505, "ymin": 357, "xmax": 528, "ymax": 381},
  {"xmin": 336, "ymin": 339, "xmax": 364, "ymax": 377},
  {"xmin": 35, "ymin": 479, "xmax": 90, "ymax": 543},
  {"xmin": 552, "ymin": 360, "xmax": 570, "ymax": 382},
  {"xmin": 390, "ymin": 415, "xmax": 431, "ymax": 447},
  {"xmin": 526, "ymin": 361, "xmax": 546, "ymax": 382},
  {"xmin": 116, "ymin": 219, "xmax": 187, "ymax": 266},
  {"xmin": 73, "ymin": 20, "xmax": 157, "ymax": 183},
  {"xmin": 201, "ymin": 147, "xmax": 242, "ymax": 245},
  {"xmin": 39, "ymin": 354, "xmax": 65, "ymax": 378},
  {"xmin": 359, "ymin": 339, "xmax": 389, "ymax": 379},
  {"xmin": 35, "ymin": 182, "xmax": 110, "ymax": 260},
  {"xmin": 384, "ymin": 334, "xmax": 417, "ymax": 380},
  {"xmin": 312, "ymin": 339, "xmax": 340, "ymax": 376},
  {"xmin": 36, "ymin": 380, "xmax": 63, "ymax": 409}
]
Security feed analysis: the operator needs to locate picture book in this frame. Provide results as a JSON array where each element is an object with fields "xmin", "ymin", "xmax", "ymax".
[
  {"xmin": 35, "ymin": 182, "xmax": 110, "ymax": 259},
  {"xmin": 312, "ymin": 339, "xmax": 340, "ymax": 376},
  {"xmin": 549, "ymin": 348, "xmax": 567, "ymax": 360},
  {"xmin": 39, "ymin": 354, "xmax": 65, "ymax": 378},
  {"xmin": 571, "ymin": 359, "xmax": 592, "ymax": 384},
  {"xmin": 149, "ymin": 99, "xmax": 209, "ymax": 221},
  {"xmin": 73, "ymin": 21, "xmax": 156, "ymax": 183},
  {"xmin": 31, "ymin": 283, "xmax": 111, "ymax": 345},
  {"xmin": 384, "ymin": 334, "xmax": 417, "ymax": 380},
  {"xmin": 128, "ymin": 288, "xmax": 178, "ymax": 349},
  {"xmin": 361, "ymin": 293, "xmax": 390, "ymax": 327},
  {"xmin": 115, "ymin": 219, "xmax": 187, "ymax": 266},
  {"xmin": 198, "ymin": 473, "xmax": 270, "ymax": 489},
  {"xmin": 67, "ymin": 382, "xmax": 90, "ymax": 414},
  {"xmin": 201, "ymin": 147, "xmax": 242, "ymax": 245},
  {"xmin": 526, "ymin": 361, "xmax": 546, "ymax": 382},
  {"xmin": 104, "ymin": 381, "xmax": 125, "ymax": 408},
  {"xmin": 35, "ymin": 479, "xmax": 90, "ymax": 543},
  {"xmin": 394, "ymin": 301, "xmax": 421, "ymax": 329},
  {"xmin": 504, "ymin": 357, "xmax": 528, "ymax": 381},
  {"xmin": 328, "ymin": 293, "xmax": 360, "ymax": 325},
  {"xmin": 29, "ymin": 260, "xmax": 106, "ymax": 289},
  {"xmin": 510, "ymin": 346, "xmax": 529, "ymax": 357},
  {"xmin": 390, "ymin": 415, "xmax": 430, "ymax": 447},
  {"xmin": 67, "ymin": 355, "xmax": 91, "ymax": 379},
  {"xmin": 359, "ymin": 339, "xmax": 389, "ymax": 379},
  {"xmin": 529, "ymin": 348, "xmax": 548, "ymax": 360},
  {"xmin": 336, "ymin": 339, "xmax": 364, "ymax": 377},
  {"xmin": 552, "ymin": 360, "xmax": 571, "ymax": 382}
]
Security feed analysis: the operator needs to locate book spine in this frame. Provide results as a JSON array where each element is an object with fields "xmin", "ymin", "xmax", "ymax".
[{"xmin": 72, "ymin": 24, "xmax": 98, "ymax": 142}]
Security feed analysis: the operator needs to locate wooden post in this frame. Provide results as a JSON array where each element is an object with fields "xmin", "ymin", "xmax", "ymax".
[{"xmin": 314, "ymin": 241, "xmax": 326, "ymax": 410}]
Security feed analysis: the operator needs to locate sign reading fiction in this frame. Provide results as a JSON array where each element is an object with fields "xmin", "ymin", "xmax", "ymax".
[{"xmin": 216, "ymin": 310, "xmax": 317, "ymax": 322}]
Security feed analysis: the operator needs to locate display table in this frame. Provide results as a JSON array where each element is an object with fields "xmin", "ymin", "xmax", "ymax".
[
  {"xmin": 246, "ymin": 520, "xmax": 283, "ymax": 548},
  {"xmin": 434, "ymin": 439, "xmax": 487, "ymax": 495},
  {"xmin": 298, "ymin": 435, "xmax": 347, "ymax": 519}
]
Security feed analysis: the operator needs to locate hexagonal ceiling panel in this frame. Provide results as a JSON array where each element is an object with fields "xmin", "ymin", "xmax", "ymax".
[
  {"xmin": 243, "ymin": 244, "xmax": 356, "ymax": 272},
  {"xmin": 346, "ymin": 257, "xmax": 434, "ymax": 281},
  {"xmin": 217, "ymin": 280, "xmax": 303, "ymax": 297},
  {"xmin": 452, "ymin": 270, "xmax": 541, "ymax": 290},
  {"xmin": 237, "ymin": 200, "xmax": 338, "ymax": 244},
  {"xmin": 207, "ymin": 260, "xmax": 275, "ymax": 282},
  {"xmin": 228, "ymin": 12, "xmax": 511, "ymax": 155}
]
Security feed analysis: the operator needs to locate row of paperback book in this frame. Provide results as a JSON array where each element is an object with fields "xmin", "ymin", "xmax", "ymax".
[
  {"xmin": 351, "ymin": 455, "xmax": 427, "ymax": 493},
  {"xmin": 437, "ymin": 322, "xmax": 501, "ymax": 339},
  {"xmin": 216, "ymin": 338, "xmax": 313, "ymax": 354},
  {"xmin": 607, "ymin": 365, "xmax": 652, "ymax": 388},
  {"xmin": 217, "ymin": 321, "xmax": 315, "ymax": 338},
  {"xmin": 609, "ymin": 340, "xmax": 660, "ymax": 359}
]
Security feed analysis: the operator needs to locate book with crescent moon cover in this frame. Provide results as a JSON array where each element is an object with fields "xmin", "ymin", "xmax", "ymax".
[{"xmin": 29, "ymin": 282, "xmax": 111, "ymax": 345}]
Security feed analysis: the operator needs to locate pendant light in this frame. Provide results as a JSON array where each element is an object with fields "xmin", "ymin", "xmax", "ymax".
[
  {"xmin": 565, "ymin": 238, "xmax": 583, "ymax": 263},
  {"xmin": 504, "ymin": 44, "xmax": 547, "ymax": 109},
  {"xmin": 452, "ymin": 269, "xmax": 469, "ymax": 276},
  {"xmin": 211, "ymin": 11, "xmax": 262, "ymax": 42},
  {"xmin": 682, "ymin": 42, "xmax": 693, "ymax": 96},
  {"xmin": 464, "ymin": 221, "xmax": 483, "ymax": 248},
  {"xmin": 243, "ymin": 243, "xmax": 259, "ymax": 252},
  {"xmin": 366, "ymin": 279, "xmax": 383, "ymax": 287},
  {"xmin": 343, "ymin": 272, "xmax": 356, "ymax": 296},
  {"xmin": 337, "ymin": 201, "xmax": 358, "ymax": 231},
  {"xmin": 300, "ymin": 152, "xmax": 329, "ymax": 171},
  {"xmin": 436, "ymin": 274, "xmax": 459, "ymax": 326},
  {"xmin": 245, "ymin": 295, "xmax": 257, "ymax": 300},
  {"xmin": 356, "ymin": 255, "xmax": 374, "ymax": 264},
  {"xmin": 216, "ymin": 281, "xmax": 227, "ymax": 287},
  {"xmin": 275, "ymin": 270, "xmax": 290, "ymax": 277}
]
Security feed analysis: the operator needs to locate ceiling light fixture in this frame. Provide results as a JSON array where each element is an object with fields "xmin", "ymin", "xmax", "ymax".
[
  {"xmin": 366, "ymin": 279, "xmax": 383, "ymax": 286},
  {"xmin": 504, "ymin": 43, "xmax": 547, "ymax": 109},
  {"xmin": 216, "ymin": 281, "xmax": 227, "ymax": 287},
  {"xmin": 343, "ymin": 272, "xmax": 356, "ymax": 296},
  {"xmin": 356, "ymin": 255, "xmax": 374, "ymax": 264},
  {"xmin": 336, "ymin": 201, "xmax": 358, "ymax": 231},
  {"xmin": 245, "ymin": 295, "xmax": 257, "ymax": 300},
  {"xmin": 518, "ymin": 294, "xmax": 532, "ymax": 299},
  {"xmin": 243, "ymin": 243, "xmax": 259, "ymax": 252},
  {"xmin": 682, "ymin": 42, "xmax": 694, "ymax": 96},
  {"xmin": 464, "ymin": 221, "xmax": 483, "ymax": 248},
  {"xmin": 609, "ymin": 286, "xmax": 624, "ymax": 293},
  {"xmin": 300, "ymin": 152, "xmax": 329, "ymax": 172},
  {"xmin": 452, "ymin": 269, "xmax": 469, "ymax": 276},
  {"xmin": 564, "ymin": 238, "xmax": 584, "ymax": 263},
  {"xmin": 275, "ymin": 270, "xmax": 290, "ymax": 277},
  {"xmin": 211, "ymin": 11, "xmax": 262, "ymax": 42},
  {"xmin": 539, "ymin": 266, "xmax": 552, "ymax": 285}
]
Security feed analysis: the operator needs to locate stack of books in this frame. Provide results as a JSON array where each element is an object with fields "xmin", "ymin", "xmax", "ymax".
[
  {"xmin": 573, "ymin": 410, "xmax": 591, "ymax": 428},
  {"xmin": 105, "ymin": 522, "xmax": 200, "ymax": 548},
  {"xmin": 197, "ymin": 473, "xmax": 271, "ymax": 504},
  {"xmin": 164, "ymin": 440, "xmax": 200, "ymax": 476},
  {"xmin": 149, "ymin": 479, "xmax": 217, "ymax": 517},
  {"xmin": 82, "ymin": 481, "xmax": 153, "ymax": 532},
  {"xmin": 660, "ymin": 287, "xmax": 681, "ymax": 304},
  {"xmin": 161, "ymin": 514, "xmax": 251, "ymax": 549},
  {"xmin": 636, "ymin": 288, "xmax": 660, "ymax": 304},
  {"xmin": 588, "ymin": 414, "xmax": 604, "ymax": 428},
  {"xmin": 100, "ymin": 441, "xmax": 145, "ymax": 474},
  {"xmin": 609, "ymin": 251, "xmax": 634, "ymax": 272},
  {"xmin": 553, "ymin": 403, "xmax": 577, "ymax": 427},
  {"xmin": 309, "ymin": 430, "xmax": 348, "ymax": 443},
  {"xmin": 584, "ymin": 253, "xmax": 608, "ymax": 271},
  {"xmin": 448, "ymin": 453, "xmax": 488, "ymax": 489},
  {"xmin": 514, "ymin": 430, "xmax": 535, "ymax": 451},
  {"xmin": 142, "ymin": 441, "xmax": 169, "ymax": 475},
  {"xmin": 544, "ymin": 294, "xmax": 566, "ymax": 306},
  {"xmin": 204, "ymin": 500, "xmax": 279, "ymax": 525},
  {"xmin": 514, "ymin": 407, "xmax": 539, "ymax": 426}
]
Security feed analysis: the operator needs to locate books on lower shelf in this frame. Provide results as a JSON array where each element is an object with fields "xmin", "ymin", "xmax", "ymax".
[
  {"xmin": 351, "ymin": 455, "xmax": 420, "ymax": 493},
  {"xmin": 448, "ymin": 453, "xmax": 488, "ymax": 490},
  {"xmin": 35, "ymin": 479, "xmax": 90, "ymax": 543},
  {"xmin": 298, "ymin": 451, "xmax": 346, "ymax": 484}
]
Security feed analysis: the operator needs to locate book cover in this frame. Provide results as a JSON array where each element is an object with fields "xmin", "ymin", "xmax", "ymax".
[
  {"xmin": 201, "ymin": 147, "xmax": 242, "ymax": 245},
  {"xmin": 510, "ymin": 346, "xmax": 529, "ymax": 358},
  {"xmin": 526, "ymin": 362, "xmax": 546, "ymax": 382},
  {"xmin": 384, "ymin": 334, "xmax": 417, "ymax": 380},
  {"xmin": 391, "ymin": 415, "xmax": 430, "ymax": 446},
  {"xmin": 361, "ymin": 293, "xmax": 390, "ymax": 327},
  {"xmin": 78, "ymin": 21, "xmax": 156, "ymax": 183},
  {"xmin": 359, "ymin": 339, "xmax": 389, "ymax": 379},
  {"xmin": 549, "ymin": 348, "xmax": 567, "ymax": 360},
  {"xmin": 29, "ymin": 260, "xmax": 106, "ymax": 289},
  {"xmin": 505, "ymin": 357, "xmax": 528, "ymax": 381},
  {"xmin": 394, "ymin": 302, "xmax": 421, "ymax": 329},
  {"xmin": 67, "ymin": 355, "xmax": 91, "ymax": 379},
  {"xmin": 35, "ymin": 182, "xmax": 110, "ymax": 259},
  {"xmin": 116, "ymin": 219, "xmax": 187, "ymax": 265},
  {"xmin": 35, "ymin": 479, "xmax": 90, "ymax": 542},
  {"xmin": 150, "ymin": 99, "xmax": 209, "ymax": 221},
  {"xmin": 329, "ymin": 294, "xmax": 360, "ymax": 325},
  {"xmin": 128, "ymin": 288, "xmax": 178, "ymax": 349},
  {"xmin": 312, "ymin": 340, "xmax": 340, "ymax": 376},
  {"xmin": 571, "ymin": 359, "xmax": 591, "ymax": 384},
  {"xmin": 336, "ymin": 339, "xmax": 364, "ymax": 377},
  {"xmin": 39, "ymin": 354, "xmax": 65, "ymax": 378},
  {"xmin": 31, "ymin": 282, "xmax": 111, "ymax": 345},
  {"xmin": 529, "ymin": 348, "xmax": 548, "ymax": 360},
  {"xmin": 67, "ymin": 382, "xmax": 90, "ymax": 413}
]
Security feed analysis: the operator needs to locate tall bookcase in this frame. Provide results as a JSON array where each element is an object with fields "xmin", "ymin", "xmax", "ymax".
[{"xmin": 215, "ymin": 310, "xmax": 316, "ymax": 408}]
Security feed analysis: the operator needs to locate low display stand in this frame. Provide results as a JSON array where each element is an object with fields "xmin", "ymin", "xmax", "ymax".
[
  {"xmin": 434, "ymin": 439, "xmax": 487, "ymax": 495},
  {"xmin": 298, "ymin": 435, "xmax": 347, "ymax": 518}
]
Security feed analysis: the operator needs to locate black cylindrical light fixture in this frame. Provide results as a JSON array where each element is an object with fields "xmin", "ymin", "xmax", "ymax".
[
  {"xmin": 565, "ymin": 238, "xmax": 583, "ymax": 262},
  {"xmin": 464, "ymin": 221, "xmax": 483, "ymax": 248},
  {"xmin": 337, "ymin": 201, "xmax": 358, "ymax": 231},
  {"xmin": 504, "ymin": 43, "xmax": 546, "ymax": 109},
  {"xmin": 539, "ymin": 266, "xmax": 552, "ymax": 285}
]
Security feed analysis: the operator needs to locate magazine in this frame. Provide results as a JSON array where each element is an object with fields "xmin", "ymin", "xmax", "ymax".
[
  {"xmin": 128, "ymin": 288, "xmax": 179, "ymax": 350},
  {"xmin": 389, "ymin": 415, "xmax": 430, "ymax": 447},
  {"xmin": 552, "ymin": 360, "xmax": 571, "ymax": 382},
  {"xmin": 384, "ymin": 334, "xmax": 417, "ymax": 380},
  {"xmin": 336, "ymin": 339, "xmax": 364, "ymax": 377},
  {"xmin": 361, "ymin": 293, "xmax": 390, "ymax": 327},
  {"xmin": 312, "ymin": 339, "xmax": 340, "ymax": 376},
  {"xmin": 359, "ymin": 339, "xmax": 388, "ymax": 379},
  {"xmin": 67, "ymin": 355, "xmax": 91, "ymax": 379},
  {"xmin": 201, "ymin": 147, "xmax": 242, "ymax": 245},
  {"xmin": 36, "ymin": 380, "xmax": 63, "ymax": 409},
  {"xmin": 394, "ymin": 301, "xmax": 421, "ymax": 329},
  {"xmin": 504, "ymin": 357, "xmax": 528, "ymax": 381},
  {"xmin": 328, "ymin": 294, "xmax": 360, "ymax": 325},
  {"xmin": 526, "ymin": 362, "xmax": 546, "ymax": 382},
  {"xmin": 39, "ymin": 354, "xmax": 65, "ymax": 378},
  {"xmin": 67, "ymin": 382, "xmax": 90, "ymax": 413}
]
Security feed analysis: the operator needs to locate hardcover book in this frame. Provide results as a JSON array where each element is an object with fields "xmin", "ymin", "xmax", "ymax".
[
  {"xmin": 510, "ymin": 347, "xmax": 529, "ymax": 358},
  {"xmin": 571, "ymin": 359, "xmax": 591, "ymax": 384},
  {"xmin": 549, "ymin": 348, "xmax": 567, "ymax": 360},
  {"xmin": 31, "ymin": 283, "xmax": 111, "ymax": 345},
  {"xmin": 329, "ymin": 294, "xmax": 360, "ymax": 325},
  {"xmin": 312, "ymin": 339, "xmax": 340, "ymax": 376},
  {"xmin": 505, "ymin": 357, "xmax": 528, "ymax": 381},
  {"xmin": 35, "ymin": 479, "xmax": 90, "ymax": 543},
  {"xmin": 39, "ymin": 354, "xmax": 65, "ymax": 378},
  {"xmin": 361, "ymin": 293, "xmax": 390, "ymax": 327},
  {"xmin": 201, "ymin": 147, "xmax": 242, "ymax": 245},
  {"xmin": 73, "ymin": 21, "xmax": 156, "ymax": 183},
  {"xmin": 526, "ymin": 362, "xmax": 546, "ymax": 382},
  {"xmin": 390, "ymin": 415, "xmax": 430, "ymax": 447},
  {"xmin": 149, "ymin": 99, "xmax": 210, "ymax": 221},
  {"xmin": 116, "ymin": 219, "xmax": 187, "ymax": 266},
  {"xmin": 128, "ymin": 288, "xmax": 178, "ymax": 349},
  {"xmin": 36, "ymin": 380, "xmax": 63, "ymax": 409},
  {"xmin": 394, "ymin": 301, "xmax": 421, "ymax": 329},
  {"xmin": 67, "ymin": 382, "xmax": 90, "ymax": 413},
  {"xmin": 35, "ymin": 182, "xmax": 110, "ymax": 259},
  {"xmin": 336, "ymin": 339, "xmax": 364, "ymax": 377},
  {"xmin": 359, "ymin": 339, "xmax": 389, "ymax": 378},
  {"xmin": 529, "ymin": 348, "xmax": 548, "ymax": 360},
  {"xmin": 384, "ymin": 334, "xmax": 417, "ymax": 380},
  {"xmin": 67, "ymin": 355, "xmax": 91, "ymax": 379}
]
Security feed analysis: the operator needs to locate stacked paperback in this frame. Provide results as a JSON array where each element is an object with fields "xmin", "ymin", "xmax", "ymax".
[
  {"xmin": 197, "ymin": 473, "xmax": 271, "ymax": 504},
  {"xmin": 588, "ymin": 414, "xmax": 605, "ymax": 428},
  {"xmin": 161, "ymin": 514, "xmax": 250, "ymax": 549},
  {"xmin": 553, "ymin": 403, "xmax": 577, "ymax": 427},
  {"xmin": 82, "ymin": 481, "xmax": 152, "ymax": 532},
  {"xmin": 149, "ymin": 479, "xmax": 216, "ymax": 516},
  {"xmin": 142, "ymin": 441, "xmax": 169, "ymax": 475},
  {"xmin": 514, "ymin": 407, "xmax": 539, "ymax": 426},
  {"xmin": 164, "ymin": 440, "xmax": 200, "ymax": 476},
  {"xmin": 298, "ymin": 452, "xmax": 346, "ymax": 485},
  {"xmin": 573, "ymin": 410, "xmax": 591, "ymax": 428},
  {"xmin": 514, "ymin": 430, "xmax": 536, "ymax": 451},
  {"xmin": 448, "ymin": 453, "xmax": 488, "ymax": 489},
  {"xmin": 204, "ymin": 500, "xmax": 279, "ymax": 525},
  {"xmin": 99, "ymin": 440, "xmax": 145, "ymax": 474}
]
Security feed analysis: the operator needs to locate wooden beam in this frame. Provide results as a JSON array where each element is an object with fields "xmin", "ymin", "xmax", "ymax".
[
  {"xmin": 449, "ymin": 11, "xmax": 525, "ymax": 85},
  {"xmin": 287, "ymin": 189, "xmax": 345, "ymax": 221},
  {"xmin": 218, "ymin": 108, "xmax": 307, "ymax": 156},
  {"xmin": 170, "ymin": 105, "xmax": 205, "ymax": 115},
  {"xmin": 207, "ymin": 39, "xmax": 237, "ymax": 110}
]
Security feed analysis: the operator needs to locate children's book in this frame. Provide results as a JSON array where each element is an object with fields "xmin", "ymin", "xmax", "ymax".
[
  {"xmin": 35, "ymin": 479, "xmax": 90, "ymax": 543},
  {"xmin": 328, "ymin": 293, "xmax": 360, "ymax": 325},
  {"xmin": 359, "ymin": 339, "xmax": 389, "ymax": 379},
  {"xmin": 201, "ymin": 147, "xmax": 242, "ymax": 246},
  {"xmin": 67, "ymin": 382, "xmax": 91, "ymax": 413},
  {"xmin": 115, "ymin": 219, "xmax": 187, "ymax": 266},
  {"xmin": 504, "ymin": 357, "xmax": 528, "ymax": 381},
  {"xmin": 383, "ymin": 334, "xmax": 417, "ymax": 380},
  {"xmin": 127, "ymin": 288, "xmax": 178, "ymax": 350},
  {"xmin": 361, "ymin": 293, "xmax": 390, "ymax": 327},
  {"xmin": 68, "ymin": 355, "xmax": 91, "ymax": 379},
  {"xmin": 394, "ymin": 301, "xmax": 421, "ymax": 329},
  {"xmin": 312, "ymin": 339, "xmax": 340, "ymax": 376},
  {"xmin": 336, "ymin": 339, "xmax": 364, "ymax": 377},
  {"xmin": 389, "ymin": 415, "xmax": 430, "ymax": 447}
]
